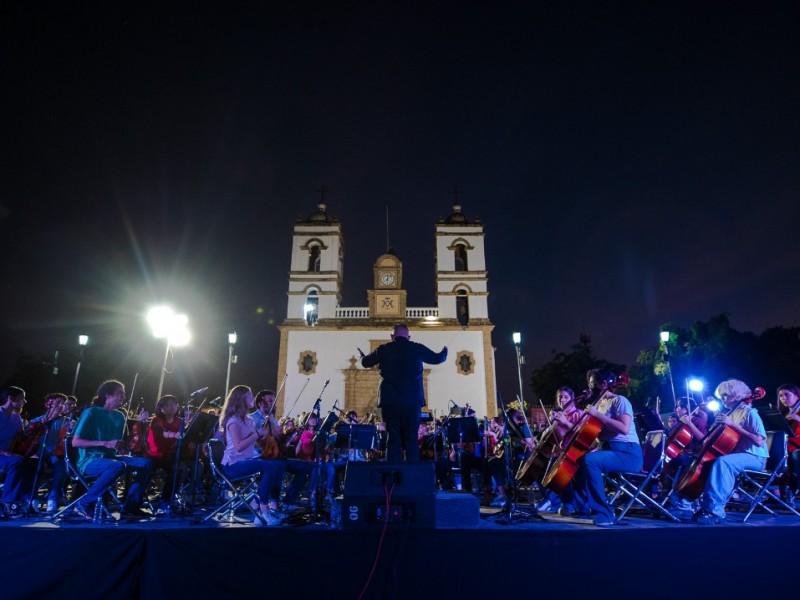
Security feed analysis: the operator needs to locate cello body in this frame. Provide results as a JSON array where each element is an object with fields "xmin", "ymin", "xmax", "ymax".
[
  {"xmin": 541, "ymin": 412, "xmax": 603, "ymax": 492},
  {"xmin": 516, "ymin": 426, "xmax": 559, "ymax": 485},
  {"xmin": 673, "ymin": 423, "xmax": 741, "ymax": 500}
]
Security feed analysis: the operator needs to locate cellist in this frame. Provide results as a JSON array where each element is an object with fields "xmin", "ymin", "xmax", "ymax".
[
  {"xmin": 692, "ymin": 379, "xmax": 768, "ymax": 525},
  {"xmin": 663, "ymin": 398, "xmax": 711, "ymax": 518},
  {"xmin": 567, "ymin": 369, "xmax": 642, "ymax": 527}
]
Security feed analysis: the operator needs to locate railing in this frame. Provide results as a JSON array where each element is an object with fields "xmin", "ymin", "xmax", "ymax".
[{"xmin": 333, "ymin": 307, "xmax": 440, "ymax": 319}]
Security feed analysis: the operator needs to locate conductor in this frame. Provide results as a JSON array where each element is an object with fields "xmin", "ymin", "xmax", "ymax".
[{"xmin": 361, "ymin": 324, "xmax": 447, "ymax": 463}]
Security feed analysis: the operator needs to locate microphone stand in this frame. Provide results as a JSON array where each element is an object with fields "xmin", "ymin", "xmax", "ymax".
[
  {"xmin": 304, "ymin": 381, "xmax": 330, "ymax": 524},
  {"xmin": 165, "ymin": 395, "xmax": 209, "ymax": 517}
]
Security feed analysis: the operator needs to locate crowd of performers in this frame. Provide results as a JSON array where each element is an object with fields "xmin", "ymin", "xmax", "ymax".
[{"xmin": 1, "ymin": 372, "xmax": 798, "ymax": 526}]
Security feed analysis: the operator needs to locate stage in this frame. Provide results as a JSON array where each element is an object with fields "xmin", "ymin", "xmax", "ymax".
[{"xmin": 2, "ymin": 496, "xmax": 798, "ymax": 600}]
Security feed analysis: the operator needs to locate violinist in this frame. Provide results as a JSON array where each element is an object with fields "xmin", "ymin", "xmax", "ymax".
[
  {"xmin": 29, "ymin": 393, "xmax": 75, "ymax": 512},
  {"xmin": 219, "ymin": 385, "xmax": 285, "ymax": 526},
  {"xmin": 146, "ymin": 395, "xmax": 185, "ymax": 513},
  {"xmin": 0, "ymin": 386, "xmax": 37, "ymax": 517},
  {"xmin": 777, "ymin": 384, "xmax": 800, "ymax": 508},
  {"xmin": 294, "ymin": 412, "xmax": 336, "ymax": 510},
  {"xmin": 71, "ymin": 379, "xmax": 154, "ymax": 520},
  {"xmin": 691, "ymin": 379, "xmax": 768, "ymax": 525},
  {"xmin": 568, "ymin": 369, "xmax": 642, "ymax": 527},
  {"xmin": 251, "ymin": 390, "xmax": 309, "ymax": 512}
]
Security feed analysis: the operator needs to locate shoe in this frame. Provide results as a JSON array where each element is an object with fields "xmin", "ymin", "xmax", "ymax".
[
  {"xmin": 671, "ymin": 508, "xmax": 694, "ymax": 521},
  {"xmin": 593, "ymin": 515, "xmax": 615, "ymax": 527},
  {"xmin": 489, "ymin": 495, "xmax": 508, "ymax": 508},
  {"xmin": 536, "ymin": 499, "xmax": 552, "ymax": 512},
  {"xmin": 557, "ymin": 506, "xmax": 575, "ymax": 517},
  {"xmin": 74, "ymin": 502, "xmax": 93, "ymax": 521},
  {"xmin": 253, "ymin": 511, "xmax": 281, "ymax": 527},
  {"xmin": 693, "ymin": 510, "xmax": 724, "ymax": 525},
  {"xmin": 156, "ymin": 501, "xmax": 170, "ymax": 515},
  {"xmin": 46, "ymin": 499, "xmax": 58, "ymax": 513},
  {"xmin": 282, "ymin": 503, "xmax": 300, "ymax": 514}
]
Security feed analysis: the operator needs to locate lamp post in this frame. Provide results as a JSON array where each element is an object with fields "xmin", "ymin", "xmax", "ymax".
[
  {"xmin": 225, "ymin": 331, "xmax": 237, "ymax": 396},
  {"xmin": 71, "ymin": 334, "xmax": 89, "ymax": 395},
  {"xmin": 659, "ymin": 330, "xmax": 677, "ymax": 409},
  {"xmin": 148, "ymin": 306, "xmax": 191, "ymax": 400},
  {"xmin": 512, "ymin": 332, "xmax": 525, "ymax": 407}
]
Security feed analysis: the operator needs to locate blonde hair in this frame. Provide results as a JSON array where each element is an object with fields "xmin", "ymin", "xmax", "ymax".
[
  {"xmin": 715, "ymin": 379, "xmax": 752, "ymax": 403},
  {"xmin": 219, "ymin": 385, "xmax": 252, "ymax": 435}
]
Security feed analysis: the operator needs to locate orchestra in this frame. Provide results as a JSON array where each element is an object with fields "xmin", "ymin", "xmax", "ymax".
[{"xmin": 3, "ymin": 368, "xmax": 800, "ymax": 529}]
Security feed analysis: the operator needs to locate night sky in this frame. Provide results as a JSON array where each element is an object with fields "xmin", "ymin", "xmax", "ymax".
[{"xmin": 2, "ymin": 3, "xmax": 799, "ymax": 407}]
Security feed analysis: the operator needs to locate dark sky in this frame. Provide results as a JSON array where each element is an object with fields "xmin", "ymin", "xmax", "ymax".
[{"xmin": 2, "ymin": 2, "xmax": 799, "ymax": 404}]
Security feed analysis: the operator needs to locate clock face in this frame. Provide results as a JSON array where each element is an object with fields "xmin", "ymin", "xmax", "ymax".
[{"xmin": 380, "ymin": 272, "xmax": 395, "ymax": 286}]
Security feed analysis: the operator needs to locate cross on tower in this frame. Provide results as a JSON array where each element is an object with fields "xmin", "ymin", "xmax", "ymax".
[{"xmin": 316, "ymin": 184, "xmax": 329, "ymax": 203}]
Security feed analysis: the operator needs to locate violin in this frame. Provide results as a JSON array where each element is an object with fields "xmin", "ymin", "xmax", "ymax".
[
  {"xmin": 127, "ymin": 402, "xmax": 151, "ymax": 457},
  {"xmin": 674, "ymin": 387, "xmax": 765, "ymax": 500},
  {"xmin": 10, "ymin": 400, "xmax": 69, "ymax": 458},
  {"xmin": 783, "ymin": 401, "xmax": 800, "ymax": 453}
]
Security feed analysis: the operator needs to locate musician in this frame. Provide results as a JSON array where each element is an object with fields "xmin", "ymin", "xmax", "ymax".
[
  {"xmin": 540, "ymin": 387, "xmax": 583, "ymax": 513},
  {"xmin": 0, "ymin": 386, "xmax": 37, "ymax": 517},
  {"xmin": 219, "ymin": 385, "xmax": 286, "ymax": 526},
  {"xmin": 486, "ymin": 409, "xmax": 535, "ymax": 507},
  {"xmin": 146, "ymin": 394, "xmax": 186, "ymax": 513},
  {"xmin": 692, "ymin": 379, "xmax": 768, "ymax": 525},
  {"xmin": 777, "ymin": 383, "xmax": 800, "ymax": 507},
  {"xmin": 294, "ymin": 412, "xmax": 337, "ymax": 510},
  {"xmin": 252, "ymin": 389, "xmax": 310, "ymax": 512},
  {"xmin": 569, "ymin": 369, "xmax": 642, "ymax": 527},
  {"xmin": 661, "ymin": 398, "xmax": 712, "ymax": 517},
  {"xmin": 29, "ymin": 393, "xmax": 74, "ymax": 512},
  {"xmin": 361, "ymin": 324, "xmax": 447, "ymax": 463},
  {"xmin": 71, "ymin": 380, "xmax": 154, "ymax": 519}
]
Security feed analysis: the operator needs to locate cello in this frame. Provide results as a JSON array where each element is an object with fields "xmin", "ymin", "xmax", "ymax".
[
  {"xmin": 541, "ymin": 373, "xmax": 630, "ymax": 493},
  {"xmin": 674, "ymin": 387, "xmax": 765, "ymax": 500},
  {"xmin": 664, "ymin": 401, "xmax": 710, "ymax": 461}
]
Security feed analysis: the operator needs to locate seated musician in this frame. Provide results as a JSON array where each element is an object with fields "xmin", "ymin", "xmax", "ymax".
[
  {"xmin": 294, "ymin": 412, "xmax": 336, "ymax": 509},
  {"xmin": 777, "ymin": 384, "xmax": 799, "ymax": 508},
  {"xmin": 568, "ymin": 369, "xmax": 643, "ymax": 527},
  {"xmin": 219, "ymin": 385, "xmax": 286, "ymax": 525},
  {"xmin": 664, "ymin": 398, "xmax": 711, "ymax": 518},
  {"xmin": 0, "ymin": 386, "xmax": 38, "ymax": 517},
  {"xmin": 538, "ymin": 387, "xmax": 583, "ymax": 513},
  {"xmin": 691, "ymin": 379, "xmax": 768, "ymax": 525},
  {"xmin": 29, "ymin": 393, "xmax": 75, "ymax": 512},
  {"xmin": 146, "ymin": 394, "xmax": 188, "ymax": 513},
  {"xmin": 71, "ymin": 380, "xmax": 154, "ymax": 520},
  {"xmin": 251, "ymin": 389, "xmax": 310, "ymax": 512},
  {"xmin": 486, "ymin": 409, "xmax": 535, "ymax": 507}
]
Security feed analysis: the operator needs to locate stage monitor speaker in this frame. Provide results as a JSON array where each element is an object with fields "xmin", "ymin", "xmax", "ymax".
[{"xmin": 339, "ymin": 462, "xmax": 435, "ymax": 529}]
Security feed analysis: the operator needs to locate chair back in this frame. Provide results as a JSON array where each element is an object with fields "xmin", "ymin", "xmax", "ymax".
[
  {"xmin": 206, "ymin": 438, "xmax": 226, "ymax": 477},
  {"xmin": 642, "ymin": 430, "xmax": 665, "ymax": 472},
  {"xmin": 765, "ymin": 430, "xmax": 787, "ymax": 473}
]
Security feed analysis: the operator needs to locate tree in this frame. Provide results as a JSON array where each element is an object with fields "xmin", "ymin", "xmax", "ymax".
[{"xmin": 530, "ymin": 333, "xmax": 625, "ymax": 408}]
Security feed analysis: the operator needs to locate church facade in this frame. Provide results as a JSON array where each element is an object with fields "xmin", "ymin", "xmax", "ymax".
[{"xmin": 276, "ymin": 202, "xmax": 497, "ymax": 422}]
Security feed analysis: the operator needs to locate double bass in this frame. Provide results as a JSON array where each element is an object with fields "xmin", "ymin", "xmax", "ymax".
[{"xmin": 674, "ymin": 387, "xmax": 765, "ymax": 500}]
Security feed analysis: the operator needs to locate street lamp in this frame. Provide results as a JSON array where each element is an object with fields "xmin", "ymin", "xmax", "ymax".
[
  {"xmin": 512, "ymin": 331, "xmax": 525, "ymax": 407},
  {"xmin": 659, "ymin": 330, "xmax": 677, "ymax": 409},
  {"xmin": 225, "ymin": 331, "xmax": 237, "ymax": 395},
  {"xmin": 148, "ymin": 306, "xmax": 191, "ymax": 400},
  {"xmin": 71, "ymin": 334, "xmax": 89, "ymax": 395}
]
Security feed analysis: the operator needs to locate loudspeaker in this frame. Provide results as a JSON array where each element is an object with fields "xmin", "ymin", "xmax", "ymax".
[{"xmin": 339, "ymin": 462, "xmax": 436, "ymax": 529}]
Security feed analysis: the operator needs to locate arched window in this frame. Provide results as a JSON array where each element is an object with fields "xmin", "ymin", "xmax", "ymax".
[
  {"xmin": 308, "ymin": 245, "xmax": 321, "ymax": 272},
  {"xmin": 454, "ymin": 244, "xmax": 468, "ymax": 271},
  {"xmin": 456, "ymin": 290, "xmax": 469, "ymax": 326},
  {"xmin": 304, "ymin": 291, "xmax": 319, "ymax": 326}
]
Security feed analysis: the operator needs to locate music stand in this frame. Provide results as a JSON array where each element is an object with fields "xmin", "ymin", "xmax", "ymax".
[
  {"xmin": 758, "ymin": 406, "xmax": 795, "ymax": 435},
  {"xmin": 335, "ymin": 424, "xmax": 377, "ymax": 451},
  {"xmin": 180, "ymin": 411, "xmax": 218, "ymax": 513}
]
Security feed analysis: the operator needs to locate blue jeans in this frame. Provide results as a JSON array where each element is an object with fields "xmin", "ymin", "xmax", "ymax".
[
  {"xmin": 700, "ymin": 452, "xmax": 765, "ymax": 518},
  {"xmin": 574, "ymin": 441, "xmax": 643, "ymax": 521},
  {"xmin": 0, "ymin": 454, "xmax": 36, "ymax": 503},
  {"xmin": 82, "ymin": 455, "xmax": 153, "ymax": 508}
]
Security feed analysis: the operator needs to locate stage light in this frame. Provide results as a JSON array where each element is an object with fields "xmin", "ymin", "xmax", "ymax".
[
  {"xmin": 706, "ymin": 399, "xmax": 721, "ymax": 412},
  {"xmin": 688, "ymin": 379, "xmax": 704, "ymax": 393},
  {"xmin": 148, "ymin": 305, "xmax": 191, "ymax": 399}
]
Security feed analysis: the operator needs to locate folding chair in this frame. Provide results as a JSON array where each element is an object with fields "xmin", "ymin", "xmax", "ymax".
[
  {"xmin": 605, "ymin": 430, "xmax": 680, "ymax": 522},
  {"xmin": 52, "ymin": 434, "xmax": 121, "ymax": 522},
  {"xmin": 733, "ymin": 430, "xmax": 800, "ymax": 522},
  {"xmin": 203, "ymin": 438, "xmax": 264, "ymax": 524}
]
